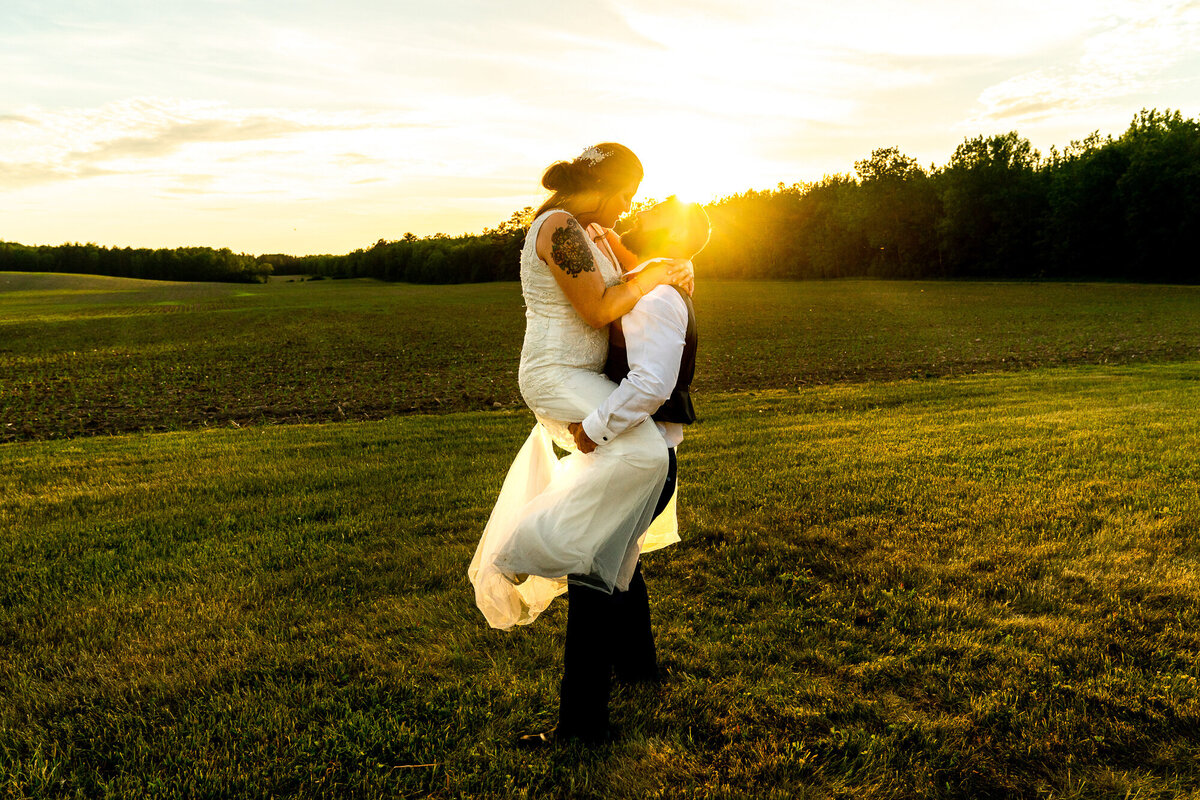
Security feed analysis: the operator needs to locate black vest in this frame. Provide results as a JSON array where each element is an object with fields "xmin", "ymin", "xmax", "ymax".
[{"xmin": 603, "ymin": 286, "xmax": 697, "ymax": 425}]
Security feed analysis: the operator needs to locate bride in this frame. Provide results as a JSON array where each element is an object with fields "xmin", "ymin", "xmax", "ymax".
[{"xmin": 469, "ymin": 143, "xmax": 689, "ymax": 628}]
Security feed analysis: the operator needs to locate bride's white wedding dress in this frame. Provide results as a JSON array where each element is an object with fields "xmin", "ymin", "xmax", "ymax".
[{"xmin": 468, "ymin": 209, "xmax": 680, "ymax": 630}]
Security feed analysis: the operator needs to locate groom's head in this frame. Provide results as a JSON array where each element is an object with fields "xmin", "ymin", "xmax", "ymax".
[{"xmin": 619, "ymin": 197, "xmax": 710, "ymax": 261}]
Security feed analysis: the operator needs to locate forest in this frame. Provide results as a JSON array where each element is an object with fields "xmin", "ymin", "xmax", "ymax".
[
  {"xmin": 2, "ymin": 109, "xmax": 1196, "ymax": 285},
  {"xmin": 0, "ymin": 241, "xmax": 271, "ymax": 284}
]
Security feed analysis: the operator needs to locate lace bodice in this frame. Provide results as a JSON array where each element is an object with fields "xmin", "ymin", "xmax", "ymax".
[{"xmin": 518, "ymin": 210, "xmax": 623, "ymax": 419}]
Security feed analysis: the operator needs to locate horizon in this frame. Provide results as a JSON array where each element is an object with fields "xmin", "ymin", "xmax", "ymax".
[{"xmin": 3, "ymin": 0, "xmax": 1199, "ymax": 256}]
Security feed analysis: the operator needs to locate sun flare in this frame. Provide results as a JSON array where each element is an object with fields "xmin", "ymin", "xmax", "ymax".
[{"xmin": 632, "ymin": 130, "xmax": 747, "ymax": 206}]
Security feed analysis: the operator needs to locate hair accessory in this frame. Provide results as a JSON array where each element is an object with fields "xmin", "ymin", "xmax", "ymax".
[{"xmin": 577, "ymin": 145, "xmax": 608, "ymax": 166}]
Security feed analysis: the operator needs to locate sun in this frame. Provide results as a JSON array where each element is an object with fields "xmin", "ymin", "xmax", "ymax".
[{"xmin": 630, "ymin": 127, "xmax": 749, "ymax": 206}]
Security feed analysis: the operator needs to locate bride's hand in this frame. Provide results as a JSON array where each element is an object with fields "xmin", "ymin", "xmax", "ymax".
[
  {"xmin": 667, "ymin": 258, "xmax": 695, "ymax": 296},
  {"xmin": 568, "ymin": 422, "xmax": 597, "ymax": 454},
  {"xmin": 629, "ymin": 258, "xmax": 695, "ymax": 297}
]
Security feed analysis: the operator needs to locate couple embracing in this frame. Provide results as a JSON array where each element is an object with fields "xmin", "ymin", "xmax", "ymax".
[{"xmin": 468, "ymin": 143, "xmax": 710, "ymax": 746}]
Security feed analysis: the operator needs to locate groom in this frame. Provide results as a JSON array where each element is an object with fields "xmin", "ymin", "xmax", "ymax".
[{"xmin": 523, "ymin": 198, "xmax": 709, "ymax": 746}]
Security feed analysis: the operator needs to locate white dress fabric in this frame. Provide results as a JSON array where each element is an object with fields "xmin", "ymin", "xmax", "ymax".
[{"xmin": 469, "ymin": 210, "xmax": 679, "ymax": 630}]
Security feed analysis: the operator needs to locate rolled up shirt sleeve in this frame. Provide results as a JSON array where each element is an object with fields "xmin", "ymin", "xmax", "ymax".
[{"xmin": 581, "ymin": 286, "xmax": 688, "ymax": 445}]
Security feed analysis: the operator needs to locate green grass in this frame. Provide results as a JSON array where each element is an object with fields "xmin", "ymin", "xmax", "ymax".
[
  {"xmin": 4, "ymin": 362, "xmax": 1200, "ymax": 798},
  {"xmin": 5, "ymin": 273, "xmax": 1200, "ymax": 440}
]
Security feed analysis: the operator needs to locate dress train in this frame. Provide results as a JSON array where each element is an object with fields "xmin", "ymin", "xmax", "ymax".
[{"xmin": 469, "ymin": 417, "xmax": 680, "ymax": 630}]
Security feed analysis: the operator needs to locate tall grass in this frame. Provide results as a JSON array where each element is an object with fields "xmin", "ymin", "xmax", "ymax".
[
  {"xmin": 4, "ymin": 273, "xmax": 1200, "ymax": 440},
  {"xmin": 3, "ymin": 364, "xmax": 1199, "ymax": 798}
]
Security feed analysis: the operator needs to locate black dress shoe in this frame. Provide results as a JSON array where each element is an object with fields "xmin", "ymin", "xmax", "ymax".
[{"xmin": 516, "ymin": 728, "xmax": 556, "ymax": 749}]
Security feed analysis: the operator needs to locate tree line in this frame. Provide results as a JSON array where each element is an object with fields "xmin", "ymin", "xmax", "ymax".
[
  {"xmin": 0, "ymin": 241, "xmax": 271, "ymax": 283},
  {"xmin": 698, "ymin": 108, "xmax": 1198, "ymax": 283},
  {"xmin": 288, "ymin": 109, "xmax": 1200, "ymax": 285},
  {"xmin": 276, "ymin": 209, "xmax": 531, "ymax": 284},
  {"xmin": 2, "ymin": 109, "xmax": 1195, "ymax": 285}
]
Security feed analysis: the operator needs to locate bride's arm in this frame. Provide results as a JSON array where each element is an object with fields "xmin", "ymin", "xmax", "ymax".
[
  {"xmin": 537, "ymin": 212, "xmax": 685, "ymax": 329},
  {"xmin": 597, "ymin": 227, "xmax": 641, "ymax": 272},
  {"xmin": 597, "ymin": 225, "xmax": 695, "ymax": 295}
]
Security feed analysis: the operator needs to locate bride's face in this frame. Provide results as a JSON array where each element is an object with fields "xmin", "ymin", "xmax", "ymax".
[{"xmin": 596, "ymin": 180, "xmax": 640, "ymax": 228}]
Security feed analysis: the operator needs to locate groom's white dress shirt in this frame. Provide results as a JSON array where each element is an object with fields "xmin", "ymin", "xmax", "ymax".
[{"xmin": 581, "ymin": 259, "xmax": 688, "ymax": 449}]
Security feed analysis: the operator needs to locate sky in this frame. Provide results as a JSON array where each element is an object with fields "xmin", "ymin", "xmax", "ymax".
[{"xmin": 3, "ymin": 0, "xmax": 1199, "ymax": 255}]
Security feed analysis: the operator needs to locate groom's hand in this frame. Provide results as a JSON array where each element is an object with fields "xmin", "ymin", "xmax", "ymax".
[{"xmin": 568, "ymin": 422, "xmax": 598, "ymax": 454}]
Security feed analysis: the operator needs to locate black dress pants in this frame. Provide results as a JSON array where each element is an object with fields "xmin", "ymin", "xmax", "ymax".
[{"xmin": 558, "ymin": 447, "xmax": 677, "ymax": 741}]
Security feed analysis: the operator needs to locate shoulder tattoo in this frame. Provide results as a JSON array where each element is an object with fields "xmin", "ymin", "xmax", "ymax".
[{"xmin": 550, "ymin": 219, "xmax": 596, "ymax": 278}]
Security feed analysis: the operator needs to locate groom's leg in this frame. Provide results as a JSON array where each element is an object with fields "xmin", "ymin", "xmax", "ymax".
[
  {"xmin": 653, "ymin": 447, "xmax": 678, "ymax": 520},
  {"xmin": 614, "ymin": 447, "xmax": 676, "ymax": 683},
  {"xmin": 612, "ymin": 563, "xmax": 656, "ymax": 683},
  {"xmin": 559, "ymin": 579, "xmax": 615, "ymax": 741},
  {"xmin": 559, "ymin": 449, "xmax": 678, "ymax": 735}
]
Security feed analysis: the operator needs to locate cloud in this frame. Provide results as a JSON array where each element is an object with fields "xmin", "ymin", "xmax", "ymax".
[
  {"xmin": 966, "ymin": 0, "xmax": 1200, "ymax": 127},
  {"xmin": 0, "ymin": 98, "xmax": 429, "ymax": 191},
  {"xmin": 0, "ymin": 161, "xmax": 117, "ymax": 190},
  {"xmin": 0, "ymin": 162, "xmax": 72, "ymax": 187},
  {"xmin": 70, "ymin": 118, "xmax": 314, "ymax": 162},
  {"xmin": 335, "ymin": 153, "xmax": 387, "ymax": 168}
]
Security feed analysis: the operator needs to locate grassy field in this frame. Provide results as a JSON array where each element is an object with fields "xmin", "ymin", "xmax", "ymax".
[
  {"xmin": 3, "ymin": 273, "xmax": 1200, "ymax": 798},
  {"xmin": 4, "ymin": 272, "xmax": 1200, "ymax": 440}
]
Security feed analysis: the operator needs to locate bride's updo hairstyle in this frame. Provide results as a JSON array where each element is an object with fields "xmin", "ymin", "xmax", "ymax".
[{"xmin": 535, "ymin": 143, "xmax": 644, "ymax": 219}]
